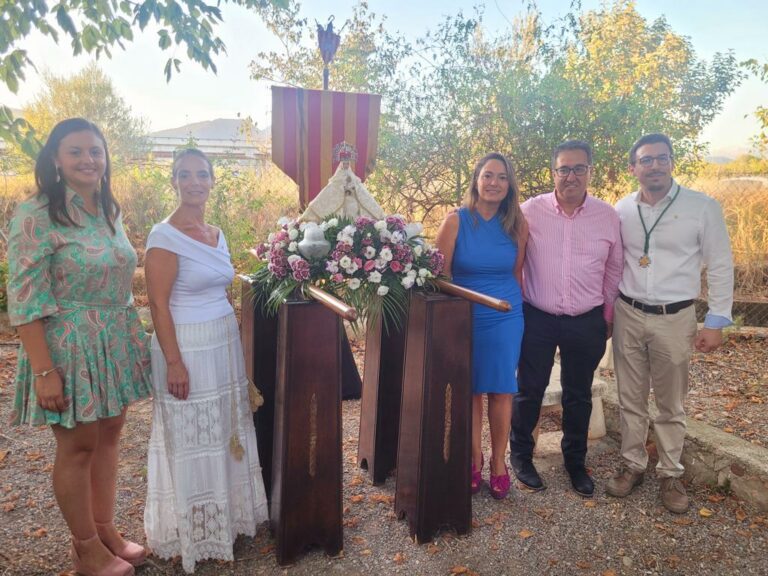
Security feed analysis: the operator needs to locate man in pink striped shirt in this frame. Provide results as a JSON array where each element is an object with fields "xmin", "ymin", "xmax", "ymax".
[{"xmin": 510, "ymin": 140, "xmax": 623, "ymax": 497}]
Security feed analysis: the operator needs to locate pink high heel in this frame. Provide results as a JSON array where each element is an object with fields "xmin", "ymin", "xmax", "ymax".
[
  {"xmin": 71, "ymin": 534, "xmax": 135, "ymax": 576},
  {"xmin": 489, "ymin": 465, "xmax": 511, "ymax": 500},
  {"xmin": 471, "ymin": 454, "xmax": 484, "ymax": 494},
  {"xmin": 95, "ymin": 522, "xmax": 147, "ymax": 567}
]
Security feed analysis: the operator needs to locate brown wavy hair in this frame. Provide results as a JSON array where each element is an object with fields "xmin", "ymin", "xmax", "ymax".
[
  {"xmin": 34, "ymin": 117, "xmax": 119, "ymax": 234},
  {"xmin": 465, "ymin": 152, "xmax": 525, "ymax": 240}
]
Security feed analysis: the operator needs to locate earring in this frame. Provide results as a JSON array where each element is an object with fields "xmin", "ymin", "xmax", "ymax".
[{"xmin": 55, "ymin": 166, "xmax": 61, "ymax": 183}]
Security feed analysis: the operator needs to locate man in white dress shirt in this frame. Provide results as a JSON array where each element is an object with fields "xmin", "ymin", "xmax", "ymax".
[{"xmin": 607, "ymin": 133, "xmax": 734, "ymax": 514}]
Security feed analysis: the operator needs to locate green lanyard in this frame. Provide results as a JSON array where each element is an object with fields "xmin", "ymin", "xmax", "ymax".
[{"xmin": 636, "ymin": 183, "xmax": 680, "ymax": 268}]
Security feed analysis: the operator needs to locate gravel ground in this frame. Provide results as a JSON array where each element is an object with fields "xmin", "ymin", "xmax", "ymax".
[{"xmin": 1, "ymin": 341, "xmax": 768, "ymax": 576}]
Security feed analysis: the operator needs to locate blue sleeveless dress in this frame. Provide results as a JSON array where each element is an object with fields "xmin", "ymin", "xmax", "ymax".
[{"xmin": 452, "ymin": 207, "xmax": 524, "ymax": 394}]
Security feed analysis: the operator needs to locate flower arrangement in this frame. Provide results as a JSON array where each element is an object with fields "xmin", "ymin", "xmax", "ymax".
[{"xmin": 250, "ymin": 214, "xmax": 445, "ymax": 332}]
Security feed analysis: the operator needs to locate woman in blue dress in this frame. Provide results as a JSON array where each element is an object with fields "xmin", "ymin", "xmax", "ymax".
[{"xmin": 435, "ymin": 152, "xmax": 527, "ymax": 500}]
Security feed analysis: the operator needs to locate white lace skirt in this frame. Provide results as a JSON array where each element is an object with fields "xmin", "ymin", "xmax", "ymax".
[{"xmin": 144, "ymin": 313, "xmax": 269, "ymax": 573}]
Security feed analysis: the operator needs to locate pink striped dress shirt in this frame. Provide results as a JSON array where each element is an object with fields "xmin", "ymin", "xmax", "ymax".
[{"xmin": 521, "ymin": 192, "xmax": 623, "ymax": 322}]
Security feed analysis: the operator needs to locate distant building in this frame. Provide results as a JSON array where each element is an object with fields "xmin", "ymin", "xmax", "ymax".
[{"xmin": 148, "ymin": 118, "xmax": 271, "ymax": 168}]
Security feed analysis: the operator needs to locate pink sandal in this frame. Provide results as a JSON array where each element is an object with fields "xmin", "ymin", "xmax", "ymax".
[{"xmin": 489, "ymin": 465, "xmax": 511, "ymax": 500}]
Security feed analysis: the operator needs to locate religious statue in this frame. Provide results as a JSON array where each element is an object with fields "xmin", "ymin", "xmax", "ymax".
[{"xmin": 301, "ymin": 141, "xmax": 386, "ymax": 223}]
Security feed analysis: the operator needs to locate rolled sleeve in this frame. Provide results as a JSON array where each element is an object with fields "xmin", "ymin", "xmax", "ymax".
[
  {"xmin": 7, "ymin": 201, "xmax": 59, "ymax": 326},
  {"xmin": 701, "ymin": 198, "xmax": 734, "ymax": 322}
]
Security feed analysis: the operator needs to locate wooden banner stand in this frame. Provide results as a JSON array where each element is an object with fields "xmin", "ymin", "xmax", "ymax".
[
  {"xmin": 240, "ymin": 277, "xmax": 278, "ymax": 498},
  {"xmin": 395, "ymin": 291, "xmax": 473, "ymax": 543},
  {"xmin": 357, "ymin": 316, "xmax": 408, "ymax": 485},
  {"xmin": 239, "ymin": 278, "xmax": 343, "ymax": 565}
]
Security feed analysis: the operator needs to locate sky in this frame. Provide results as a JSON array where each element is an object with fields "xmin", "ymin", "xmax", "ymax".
[{"xmin": 1, "ymin": 0, "xmax": 766, "ymax": 158}]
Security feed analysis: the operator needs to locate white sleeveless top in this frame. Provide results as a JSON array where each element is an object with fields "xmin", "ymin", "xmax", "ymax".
[{"xmin": 145, "ymin": 222, "xmax": 235, "ymax": 324}]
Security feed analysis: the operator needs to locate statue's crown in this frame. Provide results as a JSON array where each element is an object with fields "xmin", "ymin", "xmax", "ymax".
[{"xmin": 333, "ymin": 141, "xmax": 358, "ymax": 163}]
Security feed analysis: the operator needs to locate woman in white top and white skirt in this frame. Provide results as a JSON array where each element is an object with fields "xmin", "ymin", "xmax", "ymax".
[{"xmin": 143, "ymin": 148, "xmax": 268, "ymax": 573}]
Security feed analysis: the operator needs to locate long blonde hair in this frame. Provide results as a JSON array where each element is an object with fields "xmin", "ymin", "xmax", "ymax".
[{"xmin": 465, "ymin": 152, "xmax": 525, "ymax": 240}]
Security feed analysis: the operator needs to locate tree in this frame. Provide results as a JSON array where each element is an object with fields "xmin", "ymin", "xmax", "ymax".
[
  {"xmin": 0, "ymin": 0, "xmax": 288, "ymax": 154},
  {"xmin": 21, "ymin": 63, "xmax": 149, "ymax": 165},
  {"xmin": 250, "ymin": 0, "xmax": 744, "ymax": 225},
  {"xmin": 744, "ymin": 59, "xmax": 768, "ymax": 155}
]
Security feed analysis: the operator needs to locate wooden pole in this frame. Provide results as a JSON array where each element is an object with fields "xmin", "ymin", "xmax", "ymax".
[{"xmin": 435, "ymin": 279, "xmax": 511, "ymax": 312}]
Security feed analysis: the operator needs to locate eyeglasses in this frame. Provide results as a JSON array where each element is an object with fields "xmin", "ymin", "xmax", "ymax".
[
  {"xmin": 636, "ymin": 154, "xmax": 672, "ymax": 167},
  {"xmin": 554, "ymin": 165, "xmax": 590, "ymax": 177}
]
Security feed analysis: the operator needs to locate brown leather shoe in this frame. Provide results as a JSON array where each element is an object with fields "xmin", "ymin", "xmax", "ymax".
[
  {"xmin": 660, "ymin": 477, "xmax": 689, "ymax": 514},
  {"xmin": 606, "ymin": 468, "xmax": 644, "ymax": 497}
]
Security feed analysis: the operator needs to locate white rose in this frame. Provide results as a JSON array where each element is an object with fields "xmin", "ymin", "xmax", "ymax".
[
  {"xmin": 288, "ymin": 228, "xmax": 298, "ymax": 240},
  {"xmin": 379, "ymin": 247, "xmax": 393, "ymax": 261},
  {"xmin": 288, "ymin": 241, "xmax": 298, "ymax": 252},
  {"xmin": 320, "ymin": 221, "xmax": 328, "ymax": 231},
  {"xmin": 416, "ymin": 277, "xmax": 425, "ymax": 286},
  {"xmin": 418, "ymin": 268, "xmax": 430, "ymax": 278},
  {"xmin": 326, "ymin": 261, "xmax": 339, "ymax": 273},
  {"xmin": 339, "ymin": 255, "xmax": 352, "ymax": 268},
  {"xmin": 401, "ymin": 276, "xmax": 415, "ymax": 289},
  {"xmin": 267, "ymin": 232, "xmax": 275, "ymax": 243},
  {"xmin": 277, "ymin": 216, "xmax": 292, "ymax": 226},
  {"xmin": 377, "ymin": 285, "xmax": 390, "ymax": 296},
  {"xmin": 368, "ymin": 271, "xmax": 382, "ymax": 283},
  {"xmin": 364, "ymin": 246, "xmax": 376, "ymax": 259},
  {"xmin": 343, "ymin": 225, "xmax": 356, "ymax": 236},
  {"xmin": 346, "ymin": 261, "xmax": 360, "ymax": 274},
  {"xmin": 348, "ymin": 278, "xmax": 361, "ymax": 290},
  {"xmin": 413, "ymin": 245, "xmax": 423, "ymax": 257},
  {"xmin": 391, "ymin": 231, "xmax": 405, "ymax": 243},
  {"xmin": 287, "ymin": 254, "xmax": 302, "ymax": 265},
  {"xmin": 374, "ymin": 258, "xmax": 386, "ymax": 270},
  {"xmin": 404, "ymin": 222, "xmax": 423, "ymax": 239},
  {"xmin": 327, "ymin": 217, "xmax": 339, "ymax": 227},
  {"xmin": 374, "ymin": 220, "xmax": 387, "ymax": 231},
  {"xmin": 379, "ymin": 229, "xmax": 392, "ymax": 242},
  {"xmin": 404, "ymin": 263, "xmax": 413, "ymax": 273},
  {"xmin": 407, "ymin": 269, "xmax": 417, "ymax": 278}
]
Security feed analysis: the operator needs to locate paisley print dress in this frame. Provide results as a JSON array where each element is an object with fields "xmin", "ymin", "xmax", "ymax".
[{"xmin": 7, "ymin": 189, "xmax": 151, "ymax": 428}]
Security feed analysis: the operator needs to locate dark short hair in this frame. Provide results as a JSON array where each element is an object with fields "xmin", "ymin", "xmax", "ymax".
[
  {"xmin": 172, "ymin": 148, "xmax": 214, "ymax": 179},
  {"xmin": 552, "ymin": 140, "xmax": 592, "ymax": 168},
  {"xmin": 629, "ymin": 133, "xmax": 673, "ymax": 164}
]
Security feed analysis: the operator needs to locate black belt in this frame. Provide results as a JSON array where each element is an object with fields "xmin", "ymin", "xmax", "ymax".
[{"xmin": 619, "ymin": 293, "xmax": 693, "ymax": 315}]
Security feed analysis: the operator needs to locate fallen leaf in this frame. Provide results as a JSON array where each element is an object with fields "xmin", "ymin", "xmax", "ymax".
[
  {"xmin": 673, "ymin": 517, "xmax": 694, "ymax": 526},
  {"xmin": 518, "ymin": 529, "xmax": 534, "ymax": 539},
  {"xmin": 735, "ymin": 508, "xmax": 748, "ymax": 522},
  {"xmin": 665, "ymin": 555, "xmax": 681, "ymax": 569},
  {"xmin": 360, "ymin": 549, "xmax": 372, "ymax": 556},
  {"xmin": 699, "ymin": 507, "xmax": 714, "ymax": 517},
  {"xmin": 369, "ymin": 494, "xmax": 394, "ymax": 505},
  {"xmin": 708, "ymin": 494, "xmax": 725, "ymax": 503},
  {"xmin": 349, "ymin": 495, "xmax": 364, "ymax": 503},
  {"xmin": 602, "ymin": 570, "xmax": 617, "ymax": 576},
  {"xmin": 584, "ymin": 500, "xmax": 596, "ymax": 508},
  {"xmin": 29, "ymin": 527, "xmax": 47, "ymax": 538},
  {"xmin": 0, "ymin": 450, "xmax": 8, "ymax": 463},
  {"xmin": 451, "ymin": 567, "xmax": 469, "ymax": 575},
  {"xmin": 344, "ymin": 517, "xmax": 360, "ymax": 528},
  {"xmin": 25, "ymin": 451, "xmax": 44, "ymax": 462},
  {"xmin": 349, "ymin": 476, "xmax": 363, "ymax": 486},
  {"xmin": 393, "ymin": 552, "xmax": 405, "ymax": 564},
  {"xmin": 258, "ymin": 544, "xmax": 274, "ymax": 555},
  {"xmin": 471, "ymin": 519, "xmax": 480, "ymax": 528},
  {"xmin": 2, "ymin": 502, "xmax": 15, "ymax": 512},
  {"xmin": 723, "ymin": 427, "xmax": 734, "ymax": 433},
  {"xmin": 693, "ymin": 413, "xmax": 705, "ymax": 420},
  {"xmin": 351, "ymin": 536, "xmax": 367, "ymax": 545},
  {"xmin": 576, "ymin": 560, "xmax": 592, "ymax": 569},
  {"xmin": 426, "ymin": 543, "xmax": 440, "ymax": 555}
]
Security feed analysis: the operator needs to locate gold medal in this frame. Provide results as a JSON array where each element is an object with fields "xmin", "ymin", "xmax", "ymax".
[{"xmin": 639, "ymin": 254, "xmax": 650, "ymax": 268}]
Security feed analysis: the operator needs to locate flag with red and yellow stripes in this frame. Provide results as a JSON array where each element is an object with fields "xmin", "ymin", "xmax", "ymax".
[{"xmin": 271, "ymin": 86, "xmax": 382, "ymax": 208}]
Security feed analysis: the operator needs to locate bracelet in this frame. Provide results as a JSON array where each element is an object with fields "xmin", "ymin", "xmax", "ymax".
[{"xmin": 32, "ymin": 368, "xmax": 57, "ymax": 378}]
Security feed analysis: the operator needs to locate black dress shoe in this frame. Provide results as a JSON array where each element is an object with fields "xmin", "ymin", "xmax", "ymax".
[
  {"xmin": 512, "ymin": 460, "xmax": 546, "ymax": 492},
  {"xmin": 568, "ymin": 468, "xmax": 595, "ymax": 497}
]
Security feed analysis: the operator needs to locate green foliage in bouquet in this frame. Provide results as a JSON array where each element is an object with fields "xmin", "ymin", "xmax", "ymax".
[{"xmin": 249, "ymin": 214, "xmax": 445, "ymax": 333}]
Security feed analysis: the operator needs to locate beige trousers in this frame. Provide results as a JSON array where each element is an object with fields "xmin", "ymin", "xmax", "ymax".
[{"xmin": 612, "ymin": 298, "xmax": 697, "ymax": 478}]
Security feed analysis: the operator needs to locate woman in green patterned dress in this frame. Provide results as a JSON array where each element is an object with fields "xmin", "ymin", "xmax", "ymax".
[{"xmin": 7, "ymin": 118, "xmax": 151, "ymax": 576}]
